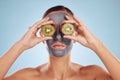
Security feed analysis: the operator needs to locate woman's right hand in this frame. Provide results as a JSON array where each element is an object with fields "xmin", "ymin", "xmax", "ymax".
[{"xmin": 18, "ymin": 17, "xmax": 53, "ymax": 50}]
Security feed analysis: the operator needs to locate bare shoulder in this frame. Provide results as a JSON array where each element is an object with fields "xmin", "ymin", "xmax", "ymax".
[
  {"xmin": 79, "ymin": 65, "xmax": 113, "ymax": 80},
  {"xmin": 4, "ymin": 68, "xmax": 40, "ymax": 80}
]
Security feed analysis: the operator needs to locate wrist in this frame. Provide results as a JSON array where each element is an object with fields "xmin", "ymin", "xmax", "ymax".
[
  {"xmin": 90, "ymin": 40, "xmax": 104, "ymax": 52},
  {"xmin": 15, "ymin": 41, "xmax": 27, "ymax": 52}
]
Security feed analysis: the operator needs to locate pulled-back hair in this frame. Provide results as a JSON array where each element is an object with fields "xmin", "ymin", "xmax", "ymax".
[{"xmin": 43, "ymin": 5, "xmax": 73, "ymax": 18}]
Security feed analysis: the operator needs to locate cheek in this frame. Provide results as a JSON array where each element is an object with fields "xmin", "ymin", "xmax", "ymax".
[
  {"xmin": 62, "ymin": 38, "xmax": 72, "ymax": 45},
  {"xmin": 46, "ymin": 39, "xmax": 53, "ymax": 46}
]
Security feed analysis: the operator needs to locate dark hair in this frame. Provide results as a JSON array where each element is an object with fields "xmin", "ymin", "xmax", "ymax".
[{"xmin": 43, "ymin": 5, "xmax": 73, "ymax": 18}]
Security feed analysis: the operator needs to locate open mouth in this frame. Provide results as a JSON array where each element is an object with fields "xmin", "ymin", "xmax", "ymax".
[{"xmin": 51, "ymin": 42, "xmax": 66, "ymax": 50}]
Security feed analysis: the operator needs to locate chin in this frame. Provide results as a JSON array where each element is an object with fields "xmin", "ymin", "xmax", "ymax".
[
  {"xmin": 47, "ymin": 42, "xmax": 73, "ymax": 57},
  {"xmin": 49, "ymin": 47, "xmax": 71, "ymax": 57}
]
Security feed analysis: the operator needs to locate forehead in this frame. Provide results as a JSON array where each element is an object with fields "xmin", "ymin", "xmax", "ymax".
[
  {"xmin": 48, "ymin": 12, "xmax": 66, "ymax": 23},
  {"xmin": 47, "ymin": 11, "xmax": 72, "ymax": 25}
]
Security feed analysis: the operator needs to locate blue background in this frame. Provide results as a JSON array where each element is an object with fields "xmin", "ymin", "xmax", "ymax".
[{"xmin": 0, "ymin": 0, "xmax": 120, "ymax": 76}]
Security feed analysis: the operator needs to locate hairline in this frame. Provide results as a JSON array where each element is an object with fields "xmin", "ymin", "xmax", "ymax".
[{"xmin": 43, "ymin": 10, "xmax": 73, "ymax": 18}]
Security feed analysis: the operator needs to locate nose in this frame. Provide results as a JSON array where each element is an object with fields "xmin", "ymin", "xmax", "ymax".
[
  {"xmin": 53, "ymin": 30, "xmax": 63, "ymax": 41},
  {"xmin": 56, "ymin": 33, "xmax": 62, "ymax": 40}
]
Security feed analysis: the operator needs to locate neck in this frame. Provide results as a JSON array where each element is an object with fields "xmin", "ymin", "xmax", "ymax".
[{"xmin": 48, "ymin": 54, "xmax": 72, "ymax": 78}]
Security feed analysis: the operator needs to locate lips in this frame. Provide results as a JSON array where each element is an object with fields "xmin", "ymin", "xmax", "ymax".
[{"xmin": 51, "ymin": 42, "xmax": 66, "ymax": 50}]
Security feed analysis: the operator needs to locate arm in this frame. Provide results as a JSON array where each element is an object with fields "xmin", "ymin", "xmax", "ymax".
[
  {"xmin": 0, "ymin": 42, "xmax": 24, "ymax": 80},
  {"xmin": 0, "ymin": 17, "xmax": 53, "ymax": 80},
  {"xmin": 93, "ymin": 40, "xmax": 120, "ymax": 80},
  {"xmin": 64, "ymin": 15, "xmax": 120, "ymax": 80}
]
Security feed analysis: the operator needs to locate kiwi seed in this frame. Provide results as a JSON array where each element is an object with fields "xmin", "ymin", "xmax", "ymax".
[
  {"xmin": 61, "ymin": 23, "xmax": 74, "ymax": 35},
  {"xmin": 41, "ymin": 24, "xmax": 55, "ymax": 36}
]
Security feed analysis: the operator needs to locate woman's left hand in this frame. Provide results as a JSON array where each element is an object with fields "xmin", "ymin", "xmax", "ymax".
[{"xmin": 63, "ymin": 15, "xmax": 102, "ymax": 50}]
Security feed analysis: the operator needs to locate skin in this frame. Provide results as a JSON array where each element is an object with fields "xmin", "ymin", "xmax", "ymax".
[
  {"xmin": 46, "ymin": 12, "xmax": 73, "ymax": 57},
  {"xmin": 0, "ymin": 10, "xmax": 120, "ymax": 80}
]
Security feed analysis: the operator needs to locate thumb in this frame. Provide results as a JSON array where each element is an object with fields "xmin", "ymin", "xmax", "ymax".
[{"xmin": 36, "ymin": 37, "xmax": 52, "ymax": 43}]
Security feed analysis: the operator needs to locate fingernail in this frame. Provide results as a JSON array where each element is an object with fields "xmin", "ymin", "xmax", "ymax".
[
  {"xmin": 47, "ymin": 37, "xmax": 52, "ymax": 39},
  {"xmin": 66, "ymin": 15, "xmax": 69, "ymax": 19},
  {"xmin": 63, "ymin": 35, "xmax": 68, "ymax": 38}
]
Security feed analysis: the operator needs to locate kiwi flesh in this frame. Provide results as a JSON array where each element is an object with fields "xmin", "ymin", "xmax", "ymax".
[
  {"xmin": 41, "ymin": 24, "xmax": 55, "ymax": 37},
  {"xmin": 61, "ymin": 23, "xmax": 74, "ymax": 35}
]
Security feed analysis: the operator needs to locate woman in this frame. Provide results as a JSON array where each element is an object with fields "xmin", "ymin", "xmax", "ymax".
[{"xmin": 0, "ymin": 6, "xmax": 120, "ymax": 80}]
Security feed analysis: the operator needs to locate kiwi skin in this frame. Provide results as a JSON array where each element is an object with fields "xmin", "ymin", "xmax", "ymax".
[
  {"xmin": 41, "ymin": 24, "xmax": 56, "ymax": 37},
  {"xmin": 61, "ymin": 23, "xmax": 74, "ymax": 35}
]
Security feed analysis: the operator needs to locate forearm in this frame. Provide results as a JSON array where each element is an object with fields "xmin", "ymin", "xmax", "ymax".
[
  {"xmin": 93, "ymin": 41, "xmax": 120, "ymax": 80},
  {"xmin": 0, "ymin": 41, "xmax": 25, "ymax": 80}
]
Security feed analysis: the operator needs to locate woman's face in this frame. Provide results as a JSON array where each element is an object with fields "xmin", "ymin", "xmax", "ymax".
[{"xmin": 45, "ymin": 11, "xmax": 73, "ymax": 57}]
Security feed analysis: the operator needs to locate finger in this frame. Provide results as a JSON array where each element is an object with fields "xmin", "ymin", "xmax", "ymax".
[
  {"xmin": 64, "ymin": 35, "xmax": 77, "ymax": 41},
  {"xmin": 65, "ymin": 15, "xmax": 71, "ymax": 20},
  {"xmin": 64, "ymin": 35, "xmax": 87, "ymax": 46},
  {"xmin": 30, "ymin": 20, "xmax": 54, "ymax": 35},
  {"xmin": 40, "ymin": 32, "xmax": 45, "ymax": 43},
  {"xmin": 31, "ymin": 17, "xmax": 50, "ymax": 31},
  {"xmin": 73, "ymin": 15, "xmax": 90, "ymax": 34},
  {"xmin": 36, "ymin": 20, "xmax": 54, "ymax": 29},
  {"xmin": 40, "ymin": 31, "xmax": 44, "ymax": 37},
  {"xmin": 63, "ymin": 20, "xmax": 77, "ymax": 24},
  {"xmin": 33, "ymin": 17, "xmax": 49, "ymax": 27},
  {"xmin": 34, "ymin": 20, "xmax": 54, "ymax": 29},
  {"xmin": 36, "ymin": 37, "xmax": 52, "ymax": 43},
  {"xmin": 73, "ymin": 15, "xmax": 84, "ymax": 26},
  {"xmin": 62, "ymin": 18, "xmax": 79, "ymax": 28},
  {"xmin": 64, "ymin": 15, "xmax": 79, "ymax": 27}
]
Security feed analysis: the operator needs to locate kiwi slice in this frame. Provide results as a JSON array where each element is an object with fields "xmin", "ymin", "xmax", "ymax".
[
  {"xmin": 61, "ymin": 23, "xmax": 74, "ymax": 35},
  {"xmin": 41, "ymin": 24, "xmax": 55, "ymax": 37}
]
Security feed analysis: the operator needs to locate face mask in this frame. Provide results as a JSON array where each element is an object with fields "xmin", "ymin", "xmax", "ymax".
[{"xmin": 43, "ymin": 12, "xmax": 74, "ymax": 57}]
